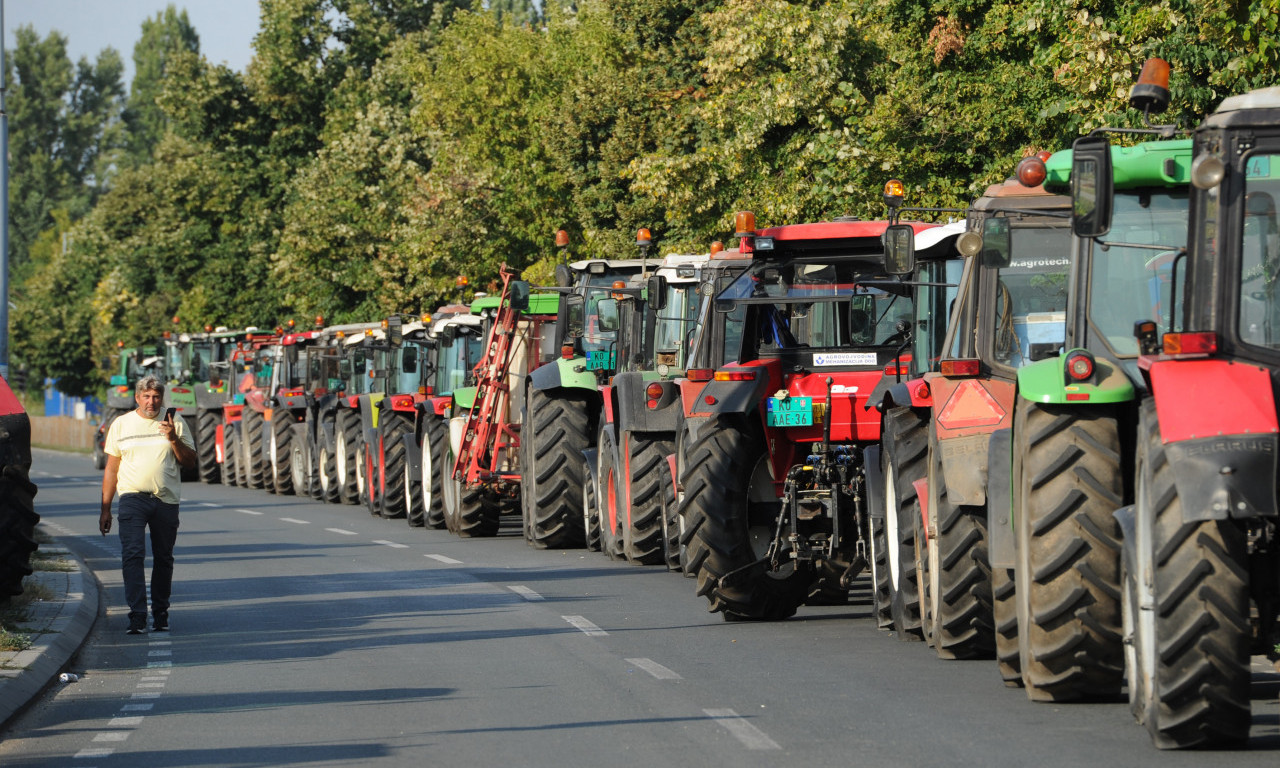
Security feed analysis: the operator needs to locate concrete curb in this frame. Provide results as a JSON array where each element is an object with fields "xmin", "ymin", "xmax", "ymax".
[{"xmin": 0, "ymin": 546, "xmax": 100, "ymax": 729}]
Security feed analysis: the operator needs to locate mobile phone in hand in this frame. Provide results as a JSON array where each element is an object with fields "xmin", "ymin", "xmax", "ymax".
[{"xmin": 165, "ymin": 407, "xmax": 176, "ymax": 422}]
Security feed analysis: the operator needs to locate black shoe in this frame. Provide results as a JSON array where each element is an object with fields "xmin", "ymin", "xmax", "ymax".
[{"xmin": 152, "ymin": 613, "xmax": 169, "ymax": 632}]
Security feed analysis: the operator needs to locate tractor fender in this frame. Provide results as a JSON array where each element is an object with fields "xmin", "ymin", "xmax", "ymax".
[
  {"xmin": 1016, "ymin": 350, "xmax": 1134, "ymax": 405},
  {"xmin": 1113, "ymin": 504, "xmax": 1136, "ymax": 557},
  {"xmin": 448, "ymin": 416, "xmax": 468, "ymax": 461},
  {"xmin": 529, "ymin": 357, "xmax": 597, "ymax": 392},
  {"xmin": 582, "ymin": 448, "xmax": 599, "ymax": 487},
  {"xmin": 873, "ymin": 382, "xmax": 912, "ymax": 413},
  {"xmin": 453, "ymin": 386, "xmax": 477, "ymax": 412},
  {"xmin": 403, "ymin": 431, "xmax": 422, "ymax": 476},
  {"xmin": 613, "ymin": 373, "xmax": 680, "ymax": 435},
  {"xmin": 936, "ymin": 433, "xmax": 990, "ymax": 506},
  {"xmin": 1146, "ymin": 358, "xmax": 1279, "ymax": 521},
  {"xmin": 864, "ymin": 444, "xmax": 885, "ymax": 520},
  {"xmin": 685, "ymin": 375, "xmax": 772, "ymax": 419},
  {"xmin": 985, "ymin": 428, "xmax": 1015, "ymax": 569}
]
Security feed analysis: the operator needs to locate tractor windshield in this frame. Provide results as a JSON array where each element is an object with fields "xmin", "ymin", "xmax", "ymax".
[
  {"xmin": 189, "ymin": 341, "xmax": 214, "ymax": 383},
  {"xmin": 1237, "ymin": 152, "xmax": 1280, "ymax": 348},
  {"xmin": 1088, "ymin": 188, "xmax": 1188, "ymax": 356},
  {"xmin": 717, "ymin": 260, "xmax": 912, "ymax": 352},
  {"xmin": 435, "ymin": 330, "xmax": 481, "ymax": 395},
  {"xmin": 988, "ymin": 219, "xmax": 1070, "ymax": 367},
  {"xmin": 581, "ymin": 274, "xmax": 626, "ymax": 354}
]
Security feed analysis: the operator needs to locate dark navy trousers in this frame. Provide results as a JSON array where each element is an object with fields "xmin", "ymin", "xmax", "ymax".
[{"xmin": 118, "ymin": 493, "xmax": 180, "ymax": 622}]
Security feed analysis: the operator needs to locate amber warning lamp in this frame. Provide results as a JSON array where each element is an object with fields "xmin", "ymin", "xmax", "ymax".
[
  {"xmin": 883, "ymin": 179, "xmax": 906, "ymax": 210},
  {"xmin": 709, "ymin": 241, "xmax": 724, "ymax": 256},
  {"xmin": 733, "ymin": 211, "xmax": 756, "ymax": 238},
  {"xmin": 1016, "ymin": 152, "xmax": 1052, "ymax": 188},
  {"xmin": 456, "ymin": 275, "xmax": 469, "ymax": 288},
  {"xmin": 1129, "ymin": 58, "xmax": 1170, "ymax": 115},
  {"xmin": 555, "ymin": 229, "xmax": 570, "ymax": 249}
]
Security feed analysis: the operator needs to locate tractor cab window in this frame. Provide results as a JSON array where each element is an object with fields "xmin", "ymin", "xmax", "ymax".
[
  {"xmin": 189, "ymin": 341, "xmax": 213, "ymax": 383},
  {"xmin": 165, "ymin": 344, "xmax": 184, "ymax": 381},
  {"xmin": 1237, "ymin": 154, "xmax": 1280, "ymax": 348},
  {"xmin": 252, "ymin": 349, "xmax": 274, "ymax": 389},
  {"xmin": 653, "ymin": 280, "xmax": 701, "ymax": 371},
  {"xmin": 912, "ymin": 259, "xmax": 966, "ymax": 371},
  {"xmin": 989, "ymin": 220, "xmax": 1070, "ymax": 367},
  {"xmin": 436, "ymin": 331, "xmax": 480, "ymax": 394},
  {"xmin": 1088, "ymin": 189, "xmax": 1188, "ymax": 356},
  {"xmin": 581, "ymin": 275, "xmax": 626, "ymax": 354}
]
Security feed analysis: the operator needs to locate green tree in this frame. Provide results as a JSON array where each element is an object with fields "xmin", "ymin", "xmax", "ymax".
[{"xmin": 124, "ymin": 5, "xmax": 200, "ymax": 165}]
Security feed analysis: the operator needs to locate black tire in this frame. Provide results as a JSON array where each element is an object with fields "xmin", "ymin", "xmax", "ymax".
[
  {"xmin": 658, "ymin": 460, "xmax": 680, "ymax": 571},
  {"xmin": 318, "ymin": 427, "xmax": 340, "ymax": 503},
  {"xmin": 291, "ymin": 436, "xmax": 310, "ymax": 498},
  {"xmin": 361, "ymin": 440, "xmax": 378, "ymax": 516},
  {"xmin": 270, "ymin": 410, "xmax": 294, "ymax": 495},
  {"xmin": 675, "ymin": 425, "xmax": 707, "ymax": 579},
  {"xmin": 523, "ymin": 388, "xmax": 591, "ymax": 549},
  {"xmin": 582, "ymin": 458, "xmax": 601, "ymax": 552},
  {"xmin": 596, "ymin": 427, "xmax": 625, "ymax": 561},
  {"xmin": 0, "ymin": 463, "xmax": 40, "ymax": 601},
  {"xmin": 196, "ymin": 410, "xmax": 220, "ymax": 483},
  {"xmin": 336, "ymin": 409, "xmax": 360, "ymax": 505},
  {"xmin": 379, "ymin": 411, "xmax": 411, "ymax": 520},
  {"xmin": 926, "ymin": 434, "xmax": 995, "ymax": 660},
  {"xmin": 688, "ymin": 415, "xmax": 812, "ymax": 621},
  {"xmin": 623, "ymin": 432, "xmax": 673, "ymax": 565},
  {"xmin": 92, "ymin": 407, "xmax": 120, "ymax": 470},
  {"xmin": 222, "ymin": 424, "xmax": 239, "ymax": 487},
  {"xmin": 422, "ymin": 416, "xmax": 448, "ymax": 529},
  {"xmin": 242, "ymin": 406, "xmax": 266, "ymax": 490},
  {"xmin": 881, "ymin": 406, "xmax": 927, "ymax": 640},
  {"xmin": 404, "ymin": 424, "xmax": 425, "ymax": 527},
  {"xmin": 1013, "ymin": 399, "xmax": 1123, "ymax": 701},
  {"xmin": 868, "ymin": 511, "xmax": 893, "ymax": 630},
  {"xmin": 307, "ymin": 427, "xmax": 323, "ymax": 501},
  {"xmin": 444, "ymin": 426, "xmax": 499, "ymax": 537},
  {"xmin": 1131, "ymin": 400, "xmax": 1251, "ymax": 748},
  {"xmin": 993, "ymin": 566, "xmax": 1021, "ymax": 686}
]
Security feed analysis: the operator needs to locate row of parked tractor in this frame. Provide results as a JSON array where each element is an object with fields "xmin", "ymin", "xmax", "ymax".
[{"xmin": 94, "ymin": 62, "xmax": 1279, "ymax": 749}]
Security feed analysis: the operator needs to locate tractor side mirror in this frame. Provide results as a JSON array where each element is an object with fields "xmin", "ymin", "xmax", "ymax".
[
  {"xmin": 883, "ymin": 224, "xmax": 916, "ymax": 276},
  {"xmin": 647, "ymin": 274, "xmax": 668, "ymax": 311},
  {"xmin": 596, "ymin": 298, "xmax": 620, "ymax": 332},
  {"xmin": 510, "ymin": 281, "xmax": 531, "ymax": 312},
  {"xmin": 981, "ymin": 217, "xmax": 1012, "ymax": 268},
  {"xmin": 565, "ymin": 294, "xmax": 585, "ymax": 337},
  {"xmin": 386, "ymin": 315, "xmax": 403, "ymax": 346},
  {"xmin": 1071, "ymin": 135, "xmax": 1114, "ymax": 238}
]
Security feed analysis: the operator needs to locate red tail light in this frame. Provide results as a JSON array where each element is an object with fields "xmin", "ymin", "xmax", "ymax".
[
  {"xmin": 884, "ymin": 363, "xmax": 910, "ymax": 376},
  {"xmin": 1065, "ymin": 352, "xmax": 1094, "ymax": 381},
  {"xmin": 645, "ymin": 383, "xmax": 665, "ymax": 399},
  {"xmin": 392, "ymin": 395, "xmax": 414, "ymax": 409},
  {"xmin": 940, "ymin": 359, "xmax": 981, "ymax": 377},
  {"xmin": 686, "ymin": 369, "xmax": 714, "ymax": 382},
  {"xmin": 1162, "ymin": 331, "xmax": 1218, "ymax": 357},
  {"xmin": 713, "ymin": 369, "xmax": 757, "ymax": 382}
]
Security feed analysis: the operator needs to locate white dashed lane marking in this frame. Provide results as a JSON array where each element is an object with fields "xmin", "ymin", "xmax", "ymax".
[
  {"xmin": 199, "ymin": 502, "xmax": 220, "ymax": 507},
  {"xmin": 92, "ymin": 732, "xmax": 130, "ymax": 742},
  {"xmin": 326, "ymin": 528, "xmax": 358, "ymax": 536},
  {"xmin": 424, "ymin": 554, "xmax": 462, "ymax": 564},
  {"xmin": 626, "ymin": 658, "xmax": 682, "ymax": 680},
  {"xmin": 703, "ymin": 709, "xmax": 780, "ymax": 750},
  {"xmin": 236, "ymin": 508, "xmax": 263, "ymax": 516},
  {"xmin": 108, "ymin": 716, "xmax": 144, "ymax": 727},
  {"xmin": 508, "ymin": 585, "xmax": 543, "ymax": 601},
  {"xmin": 279, "ymin": 517, "xmax": 310, "ymax": 525},
  {"xmin": 562, "ymin": 615, "xmax": 607, "ymax": 637},
  {"xmin": 372, "ymin": 540, "xmax": 408, "ymax": 549},
  {"xmin": 74, "ymin": 747, "xmax": 113, "ymax": 758}
]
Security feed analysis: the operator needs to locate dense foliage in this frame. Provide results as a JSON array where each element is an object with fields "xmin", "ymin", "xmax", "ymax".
[{"xmin": 6, "ymin": 0, "xmax": 1278, "ymax": 395}]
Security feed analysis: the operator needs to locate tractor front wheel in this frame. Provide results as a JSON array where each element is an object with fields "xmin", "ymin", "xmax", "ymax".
[
  {"xmin": 881, "ymin": 406, "xmax": 927, "ymax": 639},
  {"xmin": 421, "ymin": 417, "xmax": 448, "ymax": 529},
  {"xmin": 196, "ymin": 410, "xmax": 220, "ymax": 483},
  {"xmin": 270, "ymin": 411, "xmax": 294, "ymax": 495},
  {"xmin": 242, "ymin": 407, "xmax": 266, "ymax": 489},
  {"xmin": 523, "ymin": 388, "xmax": 590, "ymax": 549},
  {"xmin": 379, "ymin": 411, "xmax": 411, "ymax": 519},
  {"xmin": 336, "ymin": 410, "xmax": 360, "ymax": 505},
  {"xmin": 623, "ymin": 432, "xmax": 673, "ymax": 565}
]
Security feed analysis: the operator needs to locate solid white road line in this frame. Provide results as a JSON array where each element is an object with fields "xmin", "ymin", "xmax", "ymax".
[
  {"xmin": 425, "ymin": 554, "xmax": 462, "ymax": 564},
  {"xmin": 326, "ymin": 528, "xmax": 358, "ymax": 535},
  {"xmin": 702, "ymin": 709, "xmax": 780, "ymax": 750},
  {"xmin": 372, "ymin": 540, "xmax": 408, "ymax": 549},
  {"xmin": 508, "ymin": 585, "xmax": 543, "ymax": 601},
  {"xmin": 562, "ymin": 615, "xmax": 607, "ymax": 636},
  {"xmin": 625, "ymin": 658, "xmax": 682, "ymax": 680}
]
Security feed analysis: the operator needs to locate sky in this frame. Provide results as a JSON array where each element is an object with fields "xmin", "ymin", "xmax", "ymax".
[{"xmin": 4, "ymin": 0, "xmax": 262, "ymax": 86}]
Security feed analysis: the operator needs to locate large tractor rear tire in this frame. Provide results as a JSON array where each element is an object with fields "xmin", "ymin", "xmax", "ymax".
[
  {"xmin": 688, "ymin": 415, "xmax": 811, "ymax": 621},
  {"xmin": 379, "ymin": 412, "xmax": 411, "ymax": 520},
  {"xmin": 270, "ymin": 411, "xmax": 294, "ymax": 495},
  {"xmin": 1013, "ymin": 399, "xmax": 1124, "ymax": 701},
  {"xmin": 222, "ymin": 426, "xmax": 240, "ymax": 487},
  {"xmin": 404, "ymin": 426, "xmax": 425, "ymax": 527},
  {"xmin": 675, "ymin": 424, "xmax": 708, "ymax": 579},
  {"xmin": 1129, "ymin": 400, "xmax": 1251, "ymax": 748},
  {"xmin": 658, "ymin": 464, "xmax": 680, "ymax": 572},
  {"xmin": 196, "ymin": 410, "xmax": 220, "ymax": 483},
  {"xmin": 523, "ymin": 388, "xmax": 591, "ymax": 550},
  {"xmin": 993, "ymin": 566, "xmax": 1021, "ymax": 686},
  {"xmin": 880, "ymin": 406, "xmax": 927, "ymax": 639},
  {"xmin": 422, "ymin": 417, "xmax": 448, "ymax": 529},
  {"xmin": 582, "ymin": 458, "xmax": 602, "ymax": 552},
  {"xmin": 336, "ymin": 410, "xmax": 360, "ymax": 505},
  {"xmin": 623, "ymin": 432, "xmax": 673, "ymax": 565},
  {"xmin": 0, "ymin": 464, "xmax": 39, "ymax": 601},
  {"xmin": 596, "ymin": 427, "xmax": 625, "ymax": 561},
  {"xmin": 927, "ymin": 436, "xmax": 995, "ymax": 660},
  {"xmin": 242, "ymin": 407, "xmax": 266, "ymax": 489},
  {"xmin": 868, "ymin": 511, "xmax": 893, "ymax": 629},
  {"xmin": 444, "ymin": 436, "xmax": 499, "ymax": 538}
]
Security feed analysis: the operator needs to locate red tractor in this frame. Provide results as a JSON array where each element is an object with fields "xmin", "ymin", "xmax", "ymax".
[
  {"xmin": 677, "ymin": 211, "xmax": 937, "ymax": 620},
  {"xmin": 0, "ymin": 372, "xmax": 38, "ymax": 602},
  {"xmin": 216, "ymin": 329, "xmax": 281, "ymax": 488}
]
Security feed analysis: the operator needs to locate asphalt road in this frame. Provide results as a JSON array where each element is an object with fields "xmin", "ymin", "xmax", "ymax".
[{"xmin": 1, "ymin": 448, "xmax": 1278, "ymax": 767}]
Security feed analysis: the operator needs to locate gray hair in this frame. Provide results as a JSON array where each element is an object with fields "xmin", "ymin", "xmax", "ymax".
[{"xmin": 136, "ymin": 376, "xmax": 166, "ymax": 395}]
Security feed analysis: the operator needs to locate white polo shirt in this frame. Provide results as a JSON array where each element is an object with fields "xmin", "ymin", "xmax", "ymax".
[{"xmin": 105, "ymin": 410, "xmax": 193, "ymax": 504}]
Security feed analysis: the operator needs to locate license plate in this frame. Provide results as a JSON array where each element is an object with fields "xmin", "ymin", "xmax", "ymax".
[
  {"xmin": 585, "ymin": 350, "xmax": 615, "ymax": 371},
  {"xmin": 766, "ymin": 396, "xmax": 813, "ymax": 427}
]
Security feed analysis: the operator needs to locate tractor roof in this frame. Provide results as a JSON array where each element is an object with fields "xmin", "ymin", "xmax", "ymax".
[{"xmin": 1043, "ymin": 139, "xmax": 1192, "ymax": 193}]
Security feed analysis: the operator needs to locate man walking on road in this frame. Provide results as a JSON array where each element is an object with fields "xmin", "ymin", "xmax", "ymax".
[{"xmin": 99, "ymin": 376, "xmax": 197, "ymax": 634}]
